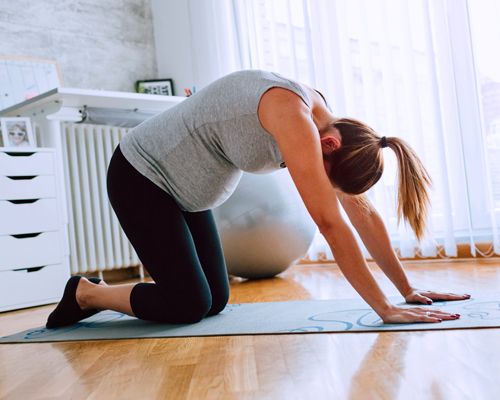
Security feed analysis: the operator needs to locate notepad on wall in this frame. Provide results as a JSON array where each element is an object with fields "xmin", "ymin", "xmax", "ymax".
[{"xmin": 0, "ymin": 56, "xmax": 63, "ymax": 111}]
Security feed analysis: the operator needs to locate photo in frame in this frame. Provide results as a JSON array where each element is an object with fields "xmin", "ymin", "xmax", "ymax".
[
  {"xmin": 135, "ymin": 78, "xmax": 175, "ymax": 96},
  {"xmin": 1, "ymin": 117, "xmax": 36, "ymax": 148}
]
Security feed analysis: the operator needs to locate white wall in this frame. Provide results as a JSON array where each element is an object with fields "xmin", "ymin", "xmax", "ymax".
[
  {"xmin": 151, "ymin": 0, "xmax": 243, "ymax": 95},
  {"xmin": 0, "ymin": 0, "xmax": 157, "ymax": 92},
  {"xmin": 150, "ymin": 0, "xmax": 194, "ymax": 96}
]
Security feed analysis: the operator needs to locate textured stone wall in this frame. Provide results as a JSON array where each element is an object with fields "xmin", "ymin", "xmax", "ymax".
[{"xmin": 0, "ymin": 0, "xmax": 157, "ymax": 91}]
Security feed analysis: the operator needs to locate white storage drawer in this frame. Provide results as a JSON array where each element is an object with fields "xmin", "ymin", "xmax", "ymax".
[
  {"xmin": 0, "ymin": 198, "xmax": 59, "ymax": 235},
  {"xmin": 0, "ymin": 231, "xmax": 63, "ymax": 271},
  {"xmin": 0, "ymin": 264, "xmax": 69, "ymax": 312},
  {"xmin": 0, "ymin": 175, "xmax": 57, "ymax": 200},
  {"xmin": 0, "ymin": 151, "xmax": 55, "ymax": 176}
]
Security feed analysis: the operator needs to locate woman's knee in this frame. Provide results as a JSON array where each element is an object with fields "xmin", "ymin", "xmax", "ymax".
[
  {"xmin": 168, "ymin": 291, "xmax": 213, "ymax": 323},
  {"xmin": 182, "ymin": 298, "xmax": 212, "ymax": 323},
  {"xmin": 207, "ymin": 286, "xmax": 229, "ymax": 316},
  {"xmin": 132, "ymin": 287, "xmax": 213, "ymax": 324}
]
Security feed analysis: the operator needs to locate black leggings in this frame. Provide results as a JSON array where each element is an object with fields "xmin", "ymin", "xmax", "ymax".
[{"xmin": 106, "ymin": 145, "xmax": 229, "ymax": 323}]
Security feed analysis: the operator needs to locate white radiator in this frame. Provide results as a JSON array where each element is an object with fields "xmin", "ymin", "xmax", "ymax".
[{"xmin": 61, "ymin": 123, "xmax": 140, "ymax": 274}]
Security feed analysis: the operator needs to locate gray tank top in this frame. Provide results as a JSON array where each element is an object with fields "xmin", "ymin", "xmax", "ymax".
[{"xmin": 119, "ymin": 69, "xmax": 314, "ymax": 212}]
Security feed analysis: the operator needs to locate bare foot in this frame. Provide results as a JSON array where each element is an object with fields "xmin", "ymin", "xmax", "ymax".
[{"xmin": 75, "ymin": 277, "xmax": 94, "ymax": 310}]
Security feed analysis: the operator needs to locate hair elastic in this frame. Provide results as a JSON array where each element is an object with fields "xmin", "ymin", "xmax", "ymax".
[{"xmin": 380, "ymin": 136, "xmax": 388, "ymax": 148}]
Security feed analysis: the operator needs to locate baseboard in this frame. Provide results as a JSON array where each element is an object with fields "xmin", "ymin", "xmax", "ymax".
[{"xmin": 299, "ymin": 242, "xmax": 499, "ymax": 264}]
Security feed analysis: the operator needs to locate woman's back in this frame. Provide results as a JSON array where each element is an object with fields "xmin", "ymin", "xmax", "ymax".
[{"xmin": 120, "ymin": 69, "xmax": 312, "ymax": 211}]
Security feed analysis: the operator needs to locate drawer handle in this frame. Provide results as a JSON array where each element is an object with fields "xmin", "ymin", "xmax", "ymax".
[
  {"xmin": 6, "ymin": 175, "xmax": 37, "ymax": 180},
  {"xmin": 11, "ymin": 232, "xmax": 42, "ymax": 239},
  {"xmin": 4, "ymin": 152, "xmax": 36, "ymax": 157},
  {"xmin": 13, "ymin": 266, "xmax": 46, "ymax": 273},
  {"xmin": 7, "ymin": 199, "xmax": 40, "ymax": 204}
]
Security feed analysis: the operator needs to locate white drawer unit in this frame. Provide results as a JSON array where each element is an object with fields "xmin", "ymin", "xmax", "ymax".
[{"xmin": 0, "ymin": 147, "xmax": 70, "ymax": 312}]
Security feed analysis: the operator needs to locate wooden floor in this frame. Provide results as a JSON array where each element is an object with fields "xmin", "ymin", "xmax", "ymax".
[{"xmin": 1, "ymin": 259, "xmax": 500, "ymax": 399}]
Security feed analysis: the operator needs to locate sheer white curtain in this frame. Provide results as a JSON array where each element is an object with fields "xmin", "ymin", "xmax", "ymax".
[
  {"xmin": 185, "ymin": 0, "xmax": 242, "ymax": 88},
  {"xmin": 187, "ymin": 0, "xmax": 500, "ymax": 260}
]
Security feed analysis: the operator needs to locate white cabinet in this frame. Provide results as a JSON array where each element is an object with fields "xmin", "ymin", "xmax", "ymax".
[{"xmin": 0, "ymin": 148, "xmax": 69, "ymax": 312}]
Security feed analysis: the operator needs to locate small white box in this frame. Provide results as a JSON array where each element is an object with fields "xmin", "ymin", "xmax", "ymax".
[
  {"xmin": 0, "ymin": 175, "xmax": 57, "ymax": 200},
  {"xmin": 0, "ymin": 264, "xmax": 69, "ymax": 312},
  {"xmin": 0, "ymin": 151, "xmax": 55, "ymax": 176},
  {"xmin": 0, "ymin": 231, "xmax": 63, "ymax": 271},
  {"xmin": 0, "ymin": 198, "xmax": 60, "ymax": 235}
]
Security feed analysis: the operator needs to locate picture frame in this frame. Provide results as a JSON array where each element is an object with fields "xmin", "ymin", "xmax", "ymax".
[
  {"xmin": 135, "ymin": 78, "xmax": 175, "ymax": 96},
  {"xmin": 1, "ymin": 117, "xmax": 36, "ymax": 148}
]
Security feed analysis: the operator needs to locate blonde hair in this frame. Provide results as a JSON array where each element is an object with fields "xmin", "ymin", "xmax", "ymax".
[{"xmin": 327, "ymin": 118, "xmax": 432, "ymax": 241}]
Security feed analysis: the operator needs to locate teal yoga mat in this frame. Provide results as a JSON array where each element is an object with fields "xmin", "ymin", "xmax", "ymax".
[{"xmin": 1, "ymin": 295, "xmax": 499, "ymax": 344}]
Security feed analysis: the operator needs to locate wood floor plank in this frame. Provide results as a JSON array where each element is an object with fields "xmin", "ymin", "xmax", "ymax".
[{"xmin": 1, "ymin": 260, "xmax": 500, "ymax": 399}]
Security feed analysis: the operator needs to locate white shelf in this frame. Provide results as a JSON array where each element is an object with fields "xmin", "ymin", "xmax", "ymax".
[{"xmin": 0, "ymin": 87, "xmax": 185, "ymax": 117}]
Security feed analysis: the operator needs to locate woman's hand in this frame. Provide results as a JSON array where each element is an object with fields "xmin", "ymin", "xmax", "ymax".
[
  {"xmin": 380, "ymin": 305, "xmax": 460, "ymax": 324},
  {"xmin": 378, "ymin": 288, "xmax": 471, "ymax": 324},
  {"xmin": 404, "ymin": 289, "xmax": 471, "ymax": 305}
]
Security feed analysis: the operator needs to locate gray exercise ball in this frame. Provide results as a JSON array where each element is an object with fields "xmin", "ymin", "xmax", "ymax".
[{"xmin": 213, "ymin": 169, "xmax": 317, "ymax": 279}]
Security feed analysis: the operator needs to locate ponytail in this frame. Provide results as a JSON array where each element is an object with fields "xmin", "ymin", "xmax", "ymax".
[{"xmin": 386, "ymin": 137, "xmax": 432, "ymax": 241}]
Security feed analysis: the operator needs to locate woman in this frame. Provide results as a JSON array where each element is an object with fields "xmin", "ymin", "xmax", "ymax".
[{"xmin": 46, "ymin": 69, "xmax": 468, "ymax": 328}]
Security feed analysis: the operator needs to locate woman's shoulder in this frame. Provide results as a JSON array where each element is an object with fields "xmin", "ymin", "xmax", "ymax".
[
  {"xmin": 257, "ymin": 83, "xmax": 334, "ymax": 143},
  {"xmin": 257, "ymin": 86, "xmax": 312, "ymax": 138},
  {"xmin": 258, "ymin": 84, "xmax": 323, "ymax": 119}
]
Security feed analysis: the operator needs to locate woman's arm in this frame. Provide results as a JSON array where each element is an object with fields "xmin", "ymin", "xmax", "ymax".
[
  {"xmin": 318, "ymin": 218, "xmax": 394, "ymax": 317},
  {"xmin": 338, "ymin": 193, "xmax": 471, "ymax": 304},
  {"xmin": 337, "ymin": 193, "xmax": 413, "ymax": 297},
  {"xmin": 258, "ymin": 89, "xmax": 455, "ymax": 323}
]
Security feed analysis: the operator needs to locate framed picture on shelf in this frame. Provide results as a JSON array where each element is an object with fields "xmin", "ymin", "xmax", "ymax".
[
  {"xmin": 135, "ymin": 78, "xmax": 175, "ymax": 96},
  {"xmin": 1, "ymin": 117, "xmax": 36, "ymax": 148}
]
